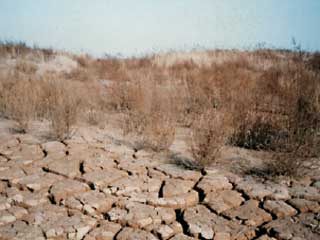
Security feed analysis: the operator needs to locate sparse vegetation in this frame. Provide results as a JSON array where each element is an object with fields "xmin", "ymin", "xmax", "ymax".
[
  {"xmin": 43, "ymin": 79, "xmax": 80, "ymax": 140},
  {"xmin": 120, "ymin": 71, "xmax": 175, "ymax": 152},
  {"xmin": 1, "ymin": 76, "xmax": 37, "ymax": 132},
  {"xmin": 0, "ymin": 41, "xmax": 319, "ymax": 177},
  {"xmin": 189, "ymin": 109, "xmax": 234, "ymax": 167}
]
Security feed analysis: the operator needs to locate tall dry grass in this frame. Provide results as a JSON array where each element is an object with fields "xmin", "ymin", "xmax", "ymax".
[
  {"xmin": 0, "ymin": 74, "xmax": 38, "ymax": 132},
  {"xmin": 0, "ymin": 71, "xmax": 80, "ymax": 139},
  {"xmin": 118, "ymin": 70, "xmax": 175, "ymax": 152}
]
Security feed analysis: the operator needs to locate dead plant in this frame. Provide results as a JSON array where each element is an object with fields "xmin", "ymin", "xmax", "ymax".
[
  {"xmin": 189, "ymin": 109, "xmax": 234, "ymax": 167},
  {"xmin": 121, "ymin": 73, "xmax": 175, "ymax": 152}
]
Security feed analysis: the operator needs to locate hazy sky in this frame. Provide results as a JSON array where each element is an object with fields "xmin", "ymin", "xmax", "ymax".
[{"xmin": 1, "ymin": 0, "xmax": 320, "ymax": 56}]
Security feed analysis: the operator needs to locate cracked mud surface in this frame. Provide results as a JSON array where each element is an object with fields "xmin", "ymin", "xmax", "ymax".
[{"xmin": 0, "ymin": 124, "xmax": 320, "ymax": 240}]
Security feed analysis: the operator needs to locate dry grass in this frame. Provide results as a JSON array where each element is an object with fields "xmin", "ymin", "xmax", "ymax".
[
  {"xmin": 1, "ymin": 41, "xmax": 319, "ymax": 176},
  {"xmin": 264, "ymin": 59, "xmax": 320, "ymax": 176},
  {"xmin": 120, "ymin": 71, "xmax": 175, "ymax": 152},
  {"xmin": 15, "ymin": 59, "xmax": 38, "ymax": 74},
  {"xmin": 189, "ymin": 109, "xmax": 234, "ymax": 167},
  {"xmin": 39, "ymin": 78, "xmax": 80, "ymax": 140},
  {"xmin": 0, "ymin": 75, "xmax": 37, "ymax": 132},
  {"xmin": 0, "ymin": 41, "xmax": 54, "ymax": 61},
  {"xmin": 0, "ymin": 71, "xmax": 80, "ymax": 139}
]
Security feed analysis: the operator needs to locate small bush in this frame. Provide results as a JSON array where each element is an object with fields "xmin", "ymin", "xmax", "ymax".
[
  {"xmin": 1, "ymin": 76, "xmax": 37, "ymax": 132},
  {"xmin": 231, "ymin": 115, "xmax": 284, "ymax": 151},
  {"xmin": 45, "ymin": 79, "xmax": 80, "ymax": 140},
  {"xmin": 264, "ymin": 59, "xmax": 320, "ymax": 177},
  {"xmin": 107, "ymin": 80, "xmax": 133, "ymax": 111},
  {"xmin": 266, "ymin": 99, "xmax": 320, "ymax": 177},
  {"xmin": 189, "ymin": 109, "xmax": 234, "ymax": 167},
  {"xmin": 123, "ymin": 109, "xmax": 175, "ymax": 152},
  {"xmin": 121, "ymin": 73, "xmax": 175, "ymax": 152}
]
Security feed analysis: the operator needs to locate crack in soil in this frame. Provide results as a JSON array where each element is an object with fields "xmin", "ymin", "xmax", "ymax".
[
  {"xmin": 175, "ymin": 209, "xmax": 191, "ymax": 237},
  {"xmin": 79, "ymin": 161, "xmax": 85, "ymax": 175},
  {"xmin": 158, "ymin": 180, "xmax": 165, "ymax": 198}
]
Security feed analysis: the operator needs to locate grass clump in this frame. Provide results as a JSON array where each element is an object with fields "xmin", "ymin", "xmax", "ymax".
[
  {"xmin": 189, "ymin": 109, "xmax": 234, "ymax": 167},
  {"xmin": 120, "ymin": 72, "xmax": 175, "ymax": 152},
  {"xmin": 40, "ymin": 78, "xmax": 80, "ymax": 140},
  {"xmin": 0, "ymin": 73, "xmax": 38, "ymax": 132}
]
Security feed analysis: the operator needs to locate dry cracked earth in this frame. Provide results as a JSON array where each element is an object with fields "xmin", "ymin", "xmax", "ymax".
[{"xmin": 0, "ymin": 123, "xmax": 320, "ymax": 240}]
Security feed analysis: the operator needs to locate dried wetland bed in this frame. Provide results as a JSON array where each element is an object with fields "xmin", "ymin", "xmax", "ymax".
[{"xmin": 0, "ymin": 43, "xmax": 319, "ymax": 239}]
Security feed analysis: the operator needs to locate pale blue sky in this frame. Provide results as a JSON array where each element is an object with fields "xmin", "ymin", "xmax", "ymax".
[{"xmin": 0, "ymin": 0, "xmax": 319, "ymax": 56}]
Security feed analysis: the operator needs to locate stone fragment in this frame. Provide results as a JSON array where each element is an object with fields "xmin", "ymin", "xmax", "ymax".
[
  {"xmin": 0, "ymin": 210, "xmax": 16, "ymax": 225},
  {"xmin": 288, "ymin": 198, "xmax": 320, "ymax": 213},
  {"xmin": 23, "ymin": 204, "xmax": 97, "ymax": 239},
  {"xmin": 223, "ymin": 200, "xmax": 272, "ymax": 226},
  {"xmin": 41, "ymin": 141, "xmax": 66, "ymax": 155},
  {"xmin": 0, "ymin": 155, "xmax": 8, "ymax": 163},
  {"xmin": 0, "ymin": 136, "xmax": 19, "ymax": 152},
  {"xmin": 46, "ymin": 157, "xmax": 81, "ymax": 178},
  {"xmin": 224, "ymin": 172, "xmax": 243, "ymax": 185},
  {"xmin": 256, "ymin": 235, "xmax": 277, "ymax": 240},
  {"xmin": 22, "ymin": 204, "xmax": 67, "ymax": 225},
  {"xmin": 236, "ymin": 179, "xmax": 290, "ymax": 201},
  {"xmin": 8, "ymin": 144, "xmax": 44, "ymax": 165},
  {"xmin": 157, "ymin": 225, "xmax": 176, "ymax": 240},
  {"xmin": 156, "ymin": 207, "xmax": 176, "ymax": 224},
  {"xmin": 116, "ymin": 227, "xmax": 157, "ymax": 240},
  {"xmin": 117, "ymin": 158, "xmax": 150, "ymax": 176},
  {"xmin": 122, "ymin": 191, "xmax": 158, "ymax": 204},
  {"xmin": 264, "ymin": 216, "xmax": 320, "ymax": 240},
  {"xmin": 204, "ymin": 190, "xmax": 244, "ymax": 213},
  {"xmin": 6, "ymin": 187, "xmax": 49, "ymax": 207},
  {"xmin": 197, "ymin": 175, "xmax": 232, "ymax": 194},
  {"xmin": 107, "ymin": 207, "xmax": 128, "ymax": 224},
  {"xmin": 312, "ymin": 180, "xmax": 320, "ymax": 189},
  {"xmin": 76, "ymin": 225, "xmax": 92, "ymax": 240},
  {"xmin": 84, "ymin": 221, "xmax": 122, "ymax": 240},
  {"xmin": 155, "ymin": 164, "xmax": 202, "ymax": 181},
  {"xmin": 106, "ymin": 143, "xmax": 135, "ymax": 157},
  {"xmin": 16, "ymin": 172, "xmax": 63, "ymax": 191},
  {"xmin": 82, "ymin": 155, "xmax": 116, "ymax": 173},
  {"xmin": 16, "ymin": 134, "xmax": 41, "ymax": 145},
  {"xmin": 0, "ymin": 196, "xmax": 11, "ymax": 210},
  {"xmin": 263, "ymin": 200, "xmax": 297, "ymax": 218},
  {"xmin": 0, "ymin": 220, "xmax": 45, "ymax": 240},
  {"xmin": 107, "ymin": 176, "xmax": 162, "ymax": 197},
  {"xmin": 147, "ymin": 190, "xmax": 199, "ymax": 209},
  {"xmin": 66, "ymin": 191, "xmax": 116, "ymax": 216},
  {"xmin": 125, "ymin": 202, "xmax": 175, "ymax": 229},
  {"xmin": 162, "ymin": 178, "xmax": 195, "ymax": 197},
  {"xmin": 0, "ymin": 181, "xmax": 7, "ymax": 193},
  {"xmin": 290, "ymin": 186, "xmax": 320, "ymax": 201},
  {"xmin": 50, "ymin": 179, "xmax": 89, "ymax": 202},
  {"xmin": 184, "ymin": 205, "xmax": 256, "ymax": 240},
  {"xmin": 291, "ymin": 176, "xmax": 313, "ymax": 187},
  {"xmin": 8, "ymin": 206, "xmax": 28, "ymax": 219},
  {"xmin": 170, "ymin": 234, "xmax": 196, "ymax": 240},
  {"xmin": 0, "ymin": 167, "xmax": 25, "ymax": 184},
  {"xmin": 107, "ymin": 202, "xmax": 176, "ymax": 230},
  {"xmin": 170, "ymin": 221, "xmax": 183, "ymax": 234},
  {"xmin": 65, "ymin": 196, "xmax": 83, "ymax": 211},
  {"xmin": 82, "ymin": 169, "xmax": 127, "ymax": 189}
]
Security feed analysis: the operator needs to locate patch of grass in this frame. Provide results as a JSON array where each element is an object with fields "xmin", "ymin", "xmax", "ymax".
[
  {"xmin": 0, "ymin": 74, "xmax": 37, "ymax": 132},
  {"xmin": 189, "ymin": 109, "xmax": 234, "ymax": 167},
  {"xmin": 120, "ymin": 72, "xmax": 175, "ymax": 152},
  {"xmin": 41, "ymin": 78, "xmax": 80, "ymax": 140}
]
